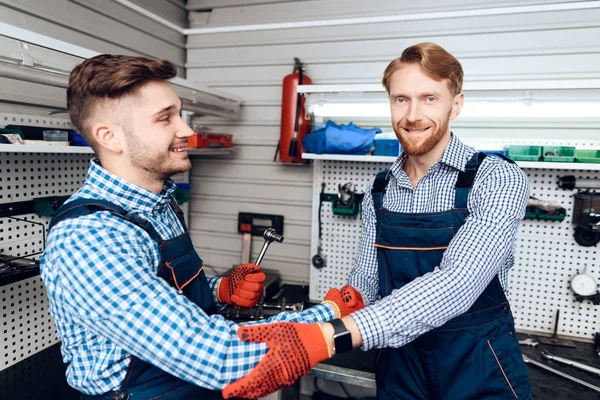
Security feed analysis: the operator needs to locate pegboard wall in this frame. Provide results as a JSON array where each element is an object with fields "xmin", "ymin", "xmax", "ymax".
[
  {"xmin": 0, "ymin": 150, "xmax": 92, "ymax": 372},
  {"xmin": 1, "ymin": 113, "xmax": 190, "ymax": 372},
  {"xmin": 309, "ymin": 140, "xmax": 600, "ymax": 341}
]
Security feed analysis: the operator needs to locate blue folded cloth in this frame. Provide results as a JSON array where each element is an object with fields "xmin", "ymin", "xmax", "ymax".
[
  {"xmin": 69, "ymin": 131, "xmax": 90, "ymax": 147},
  {"xmin": 302, "ymin": 120, "xmax": 381, "ymax": 155}
]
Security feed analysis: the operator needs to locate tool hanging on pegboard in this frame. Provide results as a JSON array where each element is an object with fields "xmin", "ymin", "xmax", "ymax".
[
  {"xmin": 312, "ymin": 182, "xmax": 327, "ymax": 269},
  {"xmin": 312, "ymin": 182, "xmax": 365, "ymax": 269},
  {"xmin": 569, "ymin": 269, "xmax": 600, "ymax": 305},
  {"xmin": 317, "ymin": 182, "xmax": 365, "ymax": 218},
  {"xmin": 557, "ymin": 175, "xmax": 600, "ymax": 246}
]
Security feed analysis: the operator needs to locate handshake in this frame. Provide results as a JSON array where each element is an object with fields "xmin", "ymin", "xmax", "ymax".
[{"xmin": 222, "ymin": 284, "xmax": 365, "ymax": 399}]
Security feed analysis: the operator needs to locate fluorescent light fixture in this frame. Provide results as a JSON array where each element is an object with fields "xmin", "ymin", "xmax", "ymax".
[
  {"xmin": 0, "ymin": 23, "xmax": 242, "ymax": 118},
  {"xmin": 460, "ymin": 102, "xmax": 600, "ymax": 118},
  {"xmin": 310, "ymin": 101, "xmax": 600, "ymax": 119}
]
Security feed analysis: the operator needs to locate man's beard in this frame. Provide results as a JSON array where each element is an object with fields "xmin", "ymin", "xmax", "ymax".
[
  {"xmin": 394, "ymin": 114, "xmax": 450, "ymax": 157},
  {"xmin": 124, "ymin": 129, "xmax": 190, "ymax": 181}
]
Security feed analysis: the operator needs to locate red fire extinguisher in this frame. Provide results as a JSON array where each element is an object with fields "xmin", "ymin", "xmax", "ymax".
[{"xmin": 276, "ymin": 58, "xmax": 312, "ymax": 163}]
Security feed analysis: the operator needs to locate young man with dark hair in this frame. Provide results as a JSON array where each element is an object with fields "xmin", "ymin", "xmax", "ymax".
[
  {"xmin": 224, "ymin": 43, "xmax": 533, "ymax": 400},
  {"xmin": 41, "ymin": 54, "xmax": 363, "ymax": 399}
]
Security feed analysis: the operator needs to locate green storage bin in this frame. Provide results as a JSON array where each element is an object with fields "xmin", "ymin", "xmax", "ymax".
[
  {"xmin": 575, "ymin": 149, "xmax": 600, "ymax": 163},
  {"xmin": 542, "ymin": 146, "xmax": 575, "ymax": 162},
  {"xmin": 505, "ymin": 145, "xmax": 542, "ymax": 161}
]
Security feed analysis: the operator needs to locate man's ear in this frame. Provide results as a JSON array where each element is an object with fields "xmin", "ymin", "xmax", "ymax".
[
  {"xmin": 449, "ymin": 92, "xmax": 464, "ymax": 121},
  {"xmin": 90, "ymin": 121, "xmax": 124, "ymax": 154}
]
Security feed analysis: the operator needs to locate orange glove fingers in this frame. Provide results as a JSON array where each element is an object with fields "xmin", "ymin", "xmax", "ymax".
[
  {"xmin": 322, "ymin": 285, "xmax": 365, "ymax": 318},
  {"xmin": 236, "ymin": 280, "xmax": 263, "ymax": 292},
  {"xmin": 238, "ymin": 323, "xmax": 272, "ymax": 343},
  {"xmin": 244, "ymin": 271, "xmax": 267, "ymax": 283},
  {"xmin": 219, "ymin": 264, "xmax": 265, "ymax": 306},
  {"xmin": 233, "ymin": 287, "xmax": 261, "ymax": 301},
  {"xmin": 230, "ymin": 295, "xmax": 258, "ymax": 309},
  {"xmin": 341, "ymin": 285, "xmax": 363, "ymax": 307},
  {"xmin": 222, "ymin": 323, "xmax": 330, "ymax": 399}
]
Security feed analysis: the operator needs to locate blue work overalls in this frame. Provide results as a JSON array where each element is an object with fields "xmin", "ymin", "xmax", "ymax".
[
  {"xmin": 373, "ymin": 153, "xmax": 532, "ymax": 400},
  {"xmin": 49, "ymin": 198, "xmax": 221, "ymax": 400}
]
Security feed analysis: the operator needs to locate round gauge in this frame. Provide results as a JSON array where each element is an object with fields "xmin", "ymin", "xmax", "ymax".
[{"xmin": 570, "ymin": 273, "xmax": 598, "ymax": 297}]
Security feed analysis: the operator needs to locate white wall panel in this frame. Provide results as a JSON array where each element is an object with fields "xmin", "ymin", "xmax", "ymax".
[
  {"xmin": 192, "ymin": 160, "xmax": 311, "ymax": 182},
  {"xmin": 190, "ymin": 197, "xmax": 311, "ymax": 221},
  {"xmin": 189, "ymin": 53, "xmax": 600, "ymax": 86},
  {"xmin": 198, "ymin": 0, "xmax": 584, "ymax": 26},
  {"xmin": 129, "ymin": 0, "xmax": 187, "ymax": 27},
  {"xmin": 188, "ymin": 27, "xmax": 600, "ymax": 67},
  {"xmin": 187, "ymin": 0, "xmax": 301, "ymax": 11},
  {"xmin": 73, "ymin": 0, "xmax": 184, "ymax": 47},
  {"xmin": 0, "ymin": 0, "xmax": 185, "ymax": 69},
  {"xmin": 187, "ymin": 8, "xmax": 600, "ymax": 48},
  {"xmin": 187, "ymin": 1, "xmax": 600, "ymax": 287},
  {"xmin": 0, "ymin": 77, "xmax": 66, "ymax": 108}
]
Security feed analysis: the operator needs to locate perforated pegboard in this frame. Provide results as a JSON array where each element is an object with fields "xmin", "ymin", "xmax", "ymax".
[
  {"xmin": 309, "ymin": 144, "xmax": 600, "ymax": 341},
  {"xmin": 0, "ymin": 113, "xmax": 72, "ymax": 130},
  {"xmin": 1, "ymin": 277, "xmax": 58, "ymax": 371},
  {"xmin": 0, "ymin": 151, "xmax": 92, "ymax": 372}
]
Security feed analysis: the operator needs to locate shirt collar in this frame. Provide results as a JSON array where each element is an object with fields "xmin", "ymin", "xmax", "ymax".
[
  {"xmin": 85, "ymin": 159, "xmax": 177, "ymax": 213},
  {"xmin": 389, "ymin": 133, "xmax": 476, "ymax": 182},
  {"xmin": 437, "ymin": 133, "xmax": 476, "ymax": 172}
]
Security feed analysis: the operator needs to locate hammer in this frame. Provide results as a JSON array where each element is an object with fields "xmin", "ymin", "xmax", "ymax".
[{"xmin": 254, "ymin": 228, "xmax": 284, "ymax": 265}]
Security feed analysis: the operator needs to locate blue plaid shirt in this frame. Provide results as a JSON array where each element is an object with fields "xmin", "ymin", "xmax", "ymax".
[
  {"xmin": 349, "ymin": 134, "xmax": 530, "ymax": 350},
  {"xmin": 40, "ymin": 159, "xmax": 335, "ymax": 395}
]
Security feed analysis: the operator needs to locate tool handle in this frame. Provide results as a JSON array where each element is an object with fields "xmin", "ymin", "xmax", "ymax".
[
  {"xmin": 523, "ymin": 355, "xmax": 600, "ymax": 392},
  {"xmin": 254, "ymin": 241, "xmax": 270, "ymax": 266},
  {"xmin": 544, "ymin": 352, "xmax": 600, "ymax": 377}
]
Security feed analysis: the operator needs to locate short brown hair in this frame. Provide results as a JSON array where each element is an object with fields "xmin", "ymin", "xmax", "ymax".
[
  {"xmin": 382, "ymin": 42, "xmax": 463, "ymax": 96},
  {"xmin": 67, "ymin": 54, "xmax": 177, "ymax": 147}
]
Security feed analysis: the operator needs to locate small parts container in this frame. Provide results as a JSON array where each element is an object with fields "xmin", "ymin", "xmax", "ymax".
[
  {"xmin": 373, "ymin": 132, "xmax": 400, "ymax": 156},
  {"xmin": 575, "ymin": 149, "xmax": 600, "ymax": 163},
  {"xmin": 542, "ymin": 146, "xmax": 575, "ymax": 162},
  {"xmin": 188, "ymin": 133, "xmax": 233, "ymax": 149},
  {"xmin": 505, "ymin": 145, "xmax": 541, "ymax": 161},
  {"xmin": 43, "ymin": 130, "xmax": 69, "ymax": 142}
]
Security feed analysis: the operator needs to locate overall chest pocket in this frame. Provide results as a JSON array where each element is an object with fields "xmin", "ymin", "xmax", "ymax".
[
  {"xmin": 375, "ymin": 225, "xmax": 455, "ymax": 251},
  {"xmin": 162, "ymin": 248, "xmax": 204, "ymax": 291},
  {"xmin": 375, "ymin": 225, "xmax": 455, "ymax": 290}
]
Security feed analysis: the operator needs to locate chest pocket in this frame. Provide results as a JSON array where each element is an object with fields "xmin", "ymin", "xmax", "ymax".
[
  {"xmin": 162, "ymin": 248, "xmax": 204, "ymax": 291},
  {"xmin": 375, "ymin": 225, "xmax": 455, "ymax": 251}
]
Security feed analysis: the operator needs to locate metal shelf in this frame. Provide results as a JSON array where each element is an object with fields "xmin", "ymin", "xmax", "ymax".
[
  {"xmin": 0, "ymin": 144, "xmax": 235, "ymax": 157},
  {"xmin": 302, "ymin": 153, "xmax": 600, "ymax": 170},
  {"xmin": 0, "ymin": 144, "xmax": 94, "ymax": 153},
  {"xmin": 187, "ymin": 147, "xmax": 235, "ymax": 156}
]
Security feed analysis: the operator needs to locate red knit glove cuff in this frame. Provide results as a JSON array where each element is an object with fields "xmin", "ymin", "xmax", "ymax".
[{"xmin": 217, "ymin": 277, "xmax": 231, "ymax": 304}]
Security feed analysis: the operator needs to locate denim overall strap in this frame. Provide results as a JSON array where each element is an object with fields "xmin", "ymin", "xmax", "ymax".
[
  {"xmin": 169, "ymin": 197, "xmax": 188, "ymax": 230},
  {"xmin": 372, "ymin": 153, "xmax": 532, "ymax": 399},
  {"xmin": 49, "ymin": 199, "xmax": 162, "ymax": 243},
  {"xmin": 50, "ymin": 200, "xmax": 219, "ymax": 400},
  {"xmin": 454, "ymin": 151, "xmax": 487, "ymax": 209}
]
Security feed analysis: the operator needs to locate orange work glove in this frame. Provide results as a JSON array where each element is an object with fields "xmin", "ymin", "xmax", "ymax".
[
  {"xmin": 322, "ymin": 285, "xmax": 365, "ymax": 318},
  {"xmin": 217, "ymin": 264, "xmax": 266, "ymax": 308},
  {"xmin": 222, "ymin": 323, "xmax": 332, "ymax": 399}
]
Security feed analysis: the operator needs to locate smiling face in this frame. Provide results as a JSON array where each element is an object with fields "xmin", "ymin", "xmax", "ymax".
[
  {"xmin": 388, "ymin": 63, "xmax": 463, "ymax": 157},
  {"xmin": 122, "ymin": 80, "xmax": 194, "ymax": 181}
]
